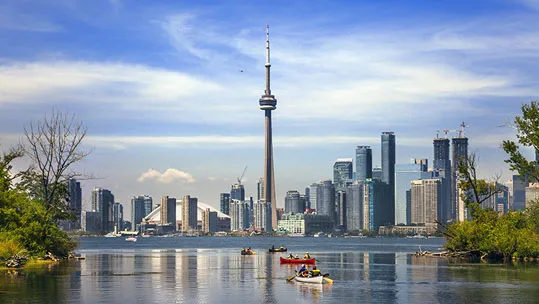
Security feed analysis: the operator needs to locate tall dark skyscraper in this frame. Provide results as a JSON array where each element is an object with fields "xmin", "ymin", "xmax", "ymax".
[
  {"xmin": 433, "ymin": 137, "xmax": 452, "ymax": 223},
  {"xmin": 433, "ymin": 138, "xmax": 451, "ymax": 177},
  {"xmin": 92, "ymin": 188, "xmax": 114, "ymax": 233},
  {"xmin": 131, "ymin": 195, "xmax": 152, "ymax": 230},
  {"xmin": 333, "ymin": 158, "xmax": 353, "ymax": 192},
  {"xmin": 355, "ymin": 146, "xmax": 372, "ymax": 181},
  {"xmin": 220, "ymin": 193, "xmax": 231, "ymax": 215},
  {"xmin": 230, "ymin": 183, "xmax": 245, "ymax": 201},
  {"xmin": 259, "ymin": 25, "xmax": 278, "ymax": 229},
  {"xmin": 68, "ymin": 178, "xmax": 82, "ymax": 230},
  {"xmin": 317, "ymin": 180, "xmax": 335, "ymax": 220},
  {"xmin": 452, "ymin": 136, "xmax": 468, "ymax": 220},
  {"xmin": 113, "ymin": 202, "xmax": 123, "ymax": 232},
  {"xmin": 284, "ymin": 190, "xmax": 304, "ymax": 214},
  {"xmin": 381, "ymin": 132, "xmax": 396, "ymax": 225}
]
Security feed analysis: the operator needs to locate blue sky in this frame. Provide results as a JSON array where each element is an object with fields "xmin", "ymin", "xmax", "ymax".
[{"xmin": 1, "ymin": 0, "xmax": 538, "ymax": 216}]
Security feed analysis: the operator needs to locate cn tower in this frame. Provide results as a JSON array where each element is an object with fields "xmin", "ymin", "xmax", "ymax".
[{"xmin": 259, "ymin": 25, "xmax": 278, "ymax": 230}]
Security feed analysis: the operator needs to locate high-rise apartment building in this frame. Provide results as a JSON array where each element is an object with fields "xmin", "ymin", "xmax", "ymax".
[
  {"xmin": 229, "ymin": 199, "xmax": 250, "ymax": 231},
  {"xmin": 112, "ymin": 202, "xmax": 123, "ymax": 232},
  {"xmin": 355, "ymin": 146, "xmax": 373, "ymax": 181},
  {"xmin": 433, "ymin": 137, "xmax": 452, "ymax": 223},
  {"xmin": 452, "ymin": 136, "xmax": 468, "ymax": 220},
  {"xmin": 345, "ymin": 180, "xmax": 365, "ymax": 231},
  {"xmin": 410, "ymin": 179, "xmax": 441, "ymax": 224},
  {"xmin": 365, "ymin": 179, "xmax": 392, "ymax": 230},
  {"xmin": 181, "ymin": 195, "xmax": 198, "ymax": 232},
  {"xmin": 92, "ymin": 187, "xmax": 114, "ymax": 233},
  {"xmin": 336, "ymin": 191, "xmax": 346, "ymax": 230},
  {"xmin": 68, "ymin": 178, "xmax": 82, "ymax": 230},
  {"xmin": 131, "ymin": 195, "xmax": 151, "ymax": 230},
  {"xmin": 285, "ymin": 190, "xmax": 304, "ymax": 214},
  {"xmin": 231, "ymin": 183, "xmax": 245, "ymax": 201},
  {"xmin": 309, "ymin": 183, "xmax": 319, "ymax": 210},
  {"xmin": 372, "ymin": 167, "xmax": 383, "ymax": 180},
  {"xmin": 257, "ymin": 177, "xmax": 265, "ymax": 201},
  {"xmin": 220, "ymin": 193, "xmax": 231, "ymax": 215},
  {"xmin": 202, "ymin": 208, "xmax": 217, "ymax": 233},
  {"xmin": 381, "ymin": 132, "xmax": 396, "ymax": 225},
  {"xmin": 333, "ymin": 158, "xmax": 353, "ymax": 192},
  {"xmin": 512, "ymin": 175, "xmax": 528, "ymax": 211},
  {"xmin": 160, "ymin": 196, "xmax": 176, "ymax": 228},
  {"xmin": 253, "ymin": 200, "xmax": 271, "ymax": 231},
  {"xmin": 316, "ymin": 180, "xmax": 335, "ymax": 220}
]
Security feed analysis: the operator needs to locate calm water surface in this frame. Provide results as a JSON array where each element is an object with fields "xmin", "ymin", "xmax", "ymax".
[{"xmin": 1, "ymin": 237, "xmax": 539, "ymax": 303}]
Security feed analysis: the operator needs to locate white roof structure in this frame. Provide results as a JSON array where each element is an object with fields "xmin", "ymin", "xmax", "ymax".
[{"xmin": 144, "ymin": 199, "xmax": 230, "ymax": 223}]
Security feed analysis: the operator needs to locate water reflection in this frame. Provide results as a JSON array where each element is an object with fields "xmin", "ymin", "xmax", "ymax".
[{"xmin": 2, "ymin": 249, "xmax": 539, "ymax": 304}]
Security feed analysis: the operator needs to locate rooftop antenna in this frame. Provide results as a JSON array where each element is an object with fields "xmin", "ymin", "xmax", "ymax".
[{"xmin": 265, "ymin": 24, "xmax": 271, "ymax": 96}]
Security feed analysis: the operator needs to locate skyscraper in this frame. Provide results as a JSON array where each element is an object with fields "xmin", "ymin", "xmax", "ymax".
[
  {"xmin": 113, "ymin": 202, "xmax": 123, "ymax": 232},
  {"xmin": 220, "ymin": 193, "xmax": 231, "ymax": 215},
  {"xmin": 259, "ymin": 25, "xmax": 278, "ymax": 230},
  {"xmin": 68, "ymin": 178, "xmax": 82, "ymax": 230},
  {"xmin": 253, "ymin": 200, "xmax": 271, "ymax": 231},
  {"xmin": 131, "ymin": 195, "xmax": 148, "ymax": 230},
  {"xmin": 202, "ymin": 208, "xmax": 217, "ymax": 233},
  {"xmin": 257, "ymin": 177, "xmax": 265, "ymax": 201},
  {"xmin": 433, "ymin": 137, "xmax": 452, "ymax": 223},
  {"xmin": 182, "ymin": 195, "xmax": 198, "ymax": 232},
  {"xmin": 381, "ymin": 132, "xmax": 396, "ymax": 225},
  {"xmin": 355, "ymin": 146, "xmax": 372, "ymax": 181},
  {"xmin": 92, "ymin": 188, "xmax": 114, "ymax": 233},
  {"xmin": 142, "ymin": 195, "xmax": 153, "ymax": 218},
  {"xmin": 230, "ymin": 199, "xmax": 250, "ymax": 231},
  {"xmin": 410, "ymin": 179, "xmax": 441, "ymax": 224},
  {"xmin": 309, "ymin": 183, "xmax": 319, "ymax": 210},
  {"xmin": 316, "ymin": 180, "xmax": 335, "ymax": 220},
  {"xmin": 160, "ymin": 196, "xmax": 176, "ymax": 228},
  {"xmin": 333, "ymin": 158, "xmax": 353, "ymax": 192},
  {"xmin": 452, "ymin": 136, "xmax": 468, "ymax": 220},
  {"xmin": 336, "ymin": 191, "xmax": 346, "ymax": 230},
  {"xmin": 231, "ymin": 183, "xmax": 245, "ymax": 201},
  {"xmin": 345, "ymin": 180, "xmax": 365, "ymax": 231},
  {"xmin": 285, "ymin": 190, "xmax": 302, "ymax": 214}
]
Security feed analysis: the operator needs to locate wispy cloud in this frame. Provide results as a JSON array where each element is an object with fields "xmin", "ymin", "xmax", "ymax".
[{"xmin": 137, "ymin": 168, "xmax": 195, "ymax": 184}]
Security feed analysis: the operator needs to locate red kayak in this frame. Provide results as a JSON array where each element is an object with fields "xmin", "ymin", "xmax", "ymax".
[{"xmin": 280, "ymin": 257, "xmax": 315, "ymax": 264}]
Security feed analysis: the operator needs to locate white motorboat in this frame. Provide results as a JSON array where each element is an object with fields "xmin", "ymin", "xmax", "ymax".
[
  {"xmin": 125, "ymin": 236, "xmax": 137, "ymax": 242},
  {"xmin": 294, "ymin": 275, "xmax": 324, "ymax": 284}
]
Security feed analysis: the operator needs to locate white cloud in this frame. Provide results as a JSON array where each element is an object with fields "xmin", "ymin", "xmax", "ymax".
[{"xmin": 137, "ymin": 168, "xmax": 195, "ymax": 184}]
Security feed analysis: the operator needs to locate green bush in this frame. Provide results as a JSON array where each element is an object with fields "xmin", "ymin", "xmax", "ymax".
[{"xmin": 0, "ymin": 233, "xmax": 24, "ymax": 260}]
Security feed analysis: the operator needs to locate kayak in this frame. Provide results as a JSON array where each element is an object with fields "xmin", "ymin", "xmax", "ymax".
[
  {"xmin": 241, "ymin": 251, "xmax": 256, "ymax": 255},
  {"xmin": 294, "ymin": 275, "xmax": 324, "ymax": 284},
  {"xmin": 269, "ymin": 248, "xmax": 287, "ymax": 253},
  {"xmin": 280, "ymin": 257, "xmax": 315, "ymax": 264}
]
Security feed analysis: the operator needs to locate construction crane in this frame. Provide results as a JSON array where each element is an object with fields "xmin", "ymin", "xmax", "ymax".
[
  {"xmin": 458, "ymin": 122, "xmax": 470, "ymax": 138},
  {"xmin": 237, "ymin": 165, "xmax": 248, "ymax": 185},
  {"xmin": 436, "ymin": 129, "xmax": 458, "ymax": 139}
]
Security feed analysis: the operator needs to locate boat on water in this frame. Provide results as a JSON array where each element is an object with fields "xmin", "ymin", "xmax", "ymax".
[
  {"xmin": 269, "ymin": 247, "xmax": 287, "ymax": 253},
  {"xmin": 241, "ymin": 251, "xmax": 256, "ymax": 255},
  {"xmin": 280, "ymin": 257, "xmax": 315, "ymax": 264},
  {"xmin": 125, "ymin": 236, "xmax": 137, "ymax": 242},
  {"xmin": 313, "ymin": 232, "xmax": 325, "ymax": 238},
  {"xmin": 294, "ymin": 275, "xmax": 324, "ymax": 284},
  {"xmin": 288, "ymin": 233, "xmax": 305, "ymax": 237}
]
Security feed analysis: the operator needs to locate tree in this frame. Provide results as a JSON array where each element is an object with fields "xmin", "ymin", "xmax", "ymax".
[
  {"xmin": 19, "ymin": 110, "xmax": 90, "ymax": 221},
  {"xmin": 503, "ymin": 101, "xmax": 539, "ymax": 183},
  {"xmin": 457, "ymin": 152, "xmax": 504, "ymax": 218}
]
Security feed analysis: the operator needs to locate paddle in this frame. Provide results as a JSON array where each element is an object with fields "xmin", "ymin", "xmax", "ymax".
[
  {"xmin": 322, "ymin": 273, "xmax": 330, "ymax": 277},
  {"xmin": 323, "ymin": 277, "xmax": 333, "ymax": 284},
  {"xmin": 287, "ymin": 270, "xmax": 297, "ymax": 282}
]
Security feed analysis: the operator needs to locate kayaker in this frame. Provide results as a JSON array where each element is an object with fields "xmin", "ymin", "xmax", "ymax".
[
  {"xmin": 310, "ymin": 266, "xmax": 321, "ymax": 276},
  {"xmin": 280, "ymin": 245, "xmax": 284, "ymax": 250},
  {"xmin": 304, "ymin": 252, "xmax": 311, "ymax": 259},
  {"xmin": 288, "ymin": 253, "xmax": 294, "ymax": 259},
  {"xmin": 272, "ymin": 245, "xmax": 275, "ymax": 250},
  {"xmin": 299, "ymin": 264, "xmax": 307, "ymax": 273},
  {"xmin": 295, "ymin": 254, "xmax": 299, "ymax": 259}
]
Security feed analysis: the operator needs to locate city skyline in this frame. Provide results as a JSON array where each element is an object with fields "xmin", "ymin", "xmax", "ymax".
[{"xmin": 1, "ymin": 0, "xmax": 538, "ymax": 217}]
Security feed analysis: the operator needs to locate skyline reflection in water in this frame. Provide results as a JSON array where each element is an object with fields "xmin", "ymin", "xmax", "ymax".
[{"xmin": 1, "ymin": 237, "xmax": 539, "ymax": 303}]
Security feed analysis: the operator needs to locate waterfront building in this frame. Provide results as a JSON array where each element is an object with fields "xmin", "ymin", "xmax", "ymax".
[
  {"xmin": 346, "ymin": 180, "xmax": 364, "ymax": 231},
  {"xmin": 308, "ymin": 183, "xmax": 319, "ymax": 210},
  {"xmin": 395, "ymin": 161, "xmax": 430, "ymax": 225},
  {"xmin": 131, "ymin": 195, "xmax": 148, "ymax": 231},
  {"xmin": 277, "ymin": 213, "xmax": 334, "ymax": 235},
  {"xmin": 381, "ymin": 132, "xmax": 396, "ymax": 225},
  {"xmin": 201, "ymin": 208, "xmax": 218, "ymax": 233},
  {"xmin": 82, "ymin": 211, "xmax": 101, "ymax": 233},
  {"xmin": 364, "ymin": 178, "xmax": 392, "ymax": 230},
  {"xmin": 452, "ymin": 136, "xmax": 468, "ymax": 220},
  {"xmin": 355, "ymin": 146, "xmax": 372, "ymax": 181},
  {"xmin": 68, "ymin": 178, "xmax": 82, "ymax": 230},
  {"xmin": 181, "ymin": 195, "xmax": 198, "ymax": 232},
  {"xmin": 229, "ymin": 199, "xmax": 250, "ymax": 231},
  {"xmin": 220, "ymin": 193, "xmax": 231, "ymax": 215},
  {"xmin": 512, "ymin": 175, "xmax": 528, "ymax": 211},
  {"xmin": 253, "ymin": 200, "xmax": 271, "ymax": 231},
  {"xmin": 92, "ymin": 188, "xmax": 115, "ymax": 233},
  {"xmin": 112, "ymin": 202, "xmax": 123, "ymax": 233},
  {"xmin": 336, "ymin": 190, "xmax": 346, "ymax": 230},
  {"xmin": 284, "ymin": 190, "xmax": 304, "ymax": 214},
  {"xmin": 316, "ymin": 180, "xmax": 335, "ymax": 220},
  {"xmin": 259, "ymin": 25, "xmax": 278, "ymax": 229},
  {"xmin": 230, "ymin": 183, "xmax": 245, "ymax": 201},
  {"xmin": 433, "ymin": 137, "xmax": 452, "ymax": 223},
  {"xmin": 160, "ymin": 196, "xmax": 176, "ymax": 228},
  {"xmin": 333, "ymin": 158, "xmax": 353, "ymax": 192},
  {"xmin": 410, "ymin": 179, "xmax": 441, "ymax": 224}
]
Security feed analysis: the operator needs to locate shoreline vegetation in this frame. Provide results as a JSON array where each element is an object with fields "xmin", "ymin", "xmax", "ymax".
[{"xmin": 4, "ymin": 102, "xmax": 539, "ymax": 268}]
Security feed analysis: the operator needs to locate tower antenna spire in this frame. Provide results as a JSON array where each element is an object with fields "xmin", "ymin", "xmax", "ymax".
[{"xmin": 265, "ymin": 24, "xmax": 271, "ymax": 95}]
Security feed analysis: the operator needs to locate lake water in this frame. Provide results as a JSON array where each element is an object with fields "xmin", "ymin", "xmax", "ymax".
[{"xmin": 1, "ymin": 237, "xmax": 539, "ymax": 303}]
